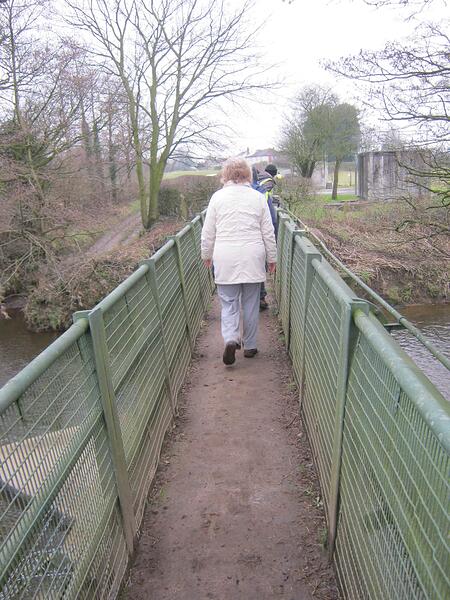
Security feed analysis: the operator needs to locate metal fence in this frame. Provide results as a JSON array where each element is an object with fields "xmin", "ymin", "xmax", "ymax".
[
  {"xmin": 0, "ymin": 215, "xmax": 214, "ymax": 599},
  {"xmin": 276, "ymin": 212, "xmax": 450, "ymax": 599}
]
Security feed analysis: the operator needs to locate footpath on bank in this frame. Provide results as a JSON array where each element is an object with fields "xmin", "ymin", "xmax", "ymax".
[{"xmin": 121, "ymin": 294, "xmax": 339, "ymax": 600}]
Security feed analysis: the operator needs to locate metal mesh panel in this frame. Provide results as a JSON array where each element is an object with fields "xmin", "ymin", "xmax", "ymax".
[
  {"xmin": 155, "ymin": 245, "xmax": 190, "ymax": 403},
  {"xmin": 103, "ymin": 272, "xmax": 156, "ymax": 393},
  {"xmin": 129, "ymin": 385, "xmax": 172, "ymax": 526},
  {"xmin": 302, "ymin": 262, "xmax": 342, "ymax": 512},
  {"xmin": 170, "ymin": 334, "xmax": 191, "ymax": 399},
  {"xmin": 275, "ymin": 210, "xmax": 449, "ymax": 600},
  {"xmin": 276, "ymin": 220, "xmax": 292, "ymax": 336},
  {"xmin": 1, "ymin": 213, "xmax": 212, "ymax": 599},
  {"xmin": 192, "ymin": 219, "xmax": 214, "ymax": 301},
  {"xmin": 0, "ymin": 332, "xmax": 127, "ymax": 600},
  {"xmin": 335, "ymin": 316, "xmax": 450, "ymax": 599},
  {"xmin": 289, "ymin": 238, "xmax": 307, "ymax": 385},
  {"xmin": 180, "ymin": 231, "xmax": 203, "ymax": 335}
]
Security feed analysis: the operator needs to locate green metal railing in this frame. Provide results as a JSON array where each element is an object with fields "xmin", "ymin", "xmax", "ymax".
[
  {"xmin": 276, "ymin": 210, "xmax": 450, "ymax": 600},
  {"xmin": 0, "ymin": 215, "xmax": 214, "ymax": 599},
  {"xmin": 1, "ymin": 206, "xmax": 449, "ymax": 600}
]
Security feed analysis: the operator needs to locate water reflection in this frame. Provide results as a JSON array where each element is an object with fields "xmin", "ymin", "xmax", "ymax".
[{"xmin": 392, "ymin": 304, "xmax": 450, "ymax": 400}]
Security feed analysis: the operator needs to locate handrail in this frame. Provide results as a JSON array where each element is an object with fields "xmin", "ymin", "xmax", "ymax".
[
  {"xmin": 279, "ymin": 206, "xmax": 450, "ymax": 371},
  {"xmin": 354, "ymin": 308, "xmax": 450, "ymax": 453}
]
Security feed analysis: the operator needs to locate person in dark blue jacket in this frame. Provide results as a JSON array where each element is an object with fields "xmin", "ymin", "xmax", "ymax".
[{"xmin": 251, "ymin": 165, "xmax": 278, "ymax": 310}]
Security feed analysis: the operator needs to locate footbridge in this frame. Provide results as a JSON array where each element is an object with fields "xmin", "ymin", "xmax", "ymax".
[{"xmin": 0, "ymin": 211, "xmax": 448, "ymax": 599}]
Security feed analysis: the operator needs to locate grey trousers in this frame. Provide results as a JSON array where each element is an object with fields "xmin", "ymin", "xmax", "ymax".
[{"xmin": 217, "ymin": 283, "xmax": 261, "ymax": 350}]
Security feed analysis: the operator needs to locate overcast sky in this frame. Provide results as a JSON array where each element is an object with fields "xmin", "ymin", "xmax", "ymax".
[{"xmin": 226, "ymin": 0, "xmax": 448, "ymax": 154}]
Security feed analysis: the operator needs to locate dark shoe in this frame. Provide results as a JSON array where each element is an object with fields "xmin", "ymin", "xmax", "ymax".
[
  {"xmin": 244, "ymin": 348, "xmax": 258, "ymax": 358},
  {"xmin": 259, "ymin": 299, "xmax": 268, "ymax": 311},
  {"xmin": 223, "ymin": 342, "xmax": 238, "ymax": 365}
]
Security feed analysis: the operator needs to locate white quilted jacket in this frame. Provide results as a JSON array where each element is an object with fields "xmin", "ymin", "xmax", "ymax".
[{"xmin": 201, "ymin": 182, "xmax": 277, "ymax": 285}]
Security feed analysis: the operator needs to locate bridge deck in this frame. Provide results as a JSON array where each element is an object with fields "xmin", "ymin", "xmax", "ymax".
[{"xmin": 122, "ymin": 294, "xmax": 338, "ymax": 600}]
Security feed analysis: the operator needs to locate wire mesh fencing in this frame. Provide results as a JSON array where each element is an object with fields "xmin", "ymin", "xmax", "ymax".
[
  {"xmin": 276, "ymin": 211, "xmax": 450, "ymax": 600},
  {"xmin": 0, "ymin": 214, "xmax": 214, "ymax": 599}
]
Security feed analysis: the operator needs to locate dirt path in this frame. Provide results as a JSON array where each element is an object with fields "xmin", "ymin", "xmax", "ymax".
[
  {"xmin": 88, "ymin": 211, "xmax": 141, "ymax": 255},
  {"xmin": 122, "ymin": 294, "xmax": 339, "ymax": 600}
]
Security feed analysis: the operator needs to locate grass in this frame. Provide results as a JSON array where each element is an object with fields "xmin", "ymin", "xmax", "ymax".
[
  {"xmin": 332, "ymin": 170, "xmax": 355, "ymax": 187},
  {"xmin": 288, "ymin": 195, "xmax": 396, "ymax": 225},
  {"xmin": 163, "ymin": 169, "xmax": 219, "ymax": 180},
  {"xmin": 318, "ymin": 193, "xmax": 358, "ymax": 202}
]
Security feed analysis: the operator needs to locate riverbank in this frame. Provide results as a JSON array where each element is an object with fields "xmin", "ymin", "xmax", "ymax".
[
  {"xmin": 1, "ymin": 173, "xmax": 218, "ymax": 331},
  {"xmin": 287, "ymin": 197, "xmax": 449, "ymax": 306},
  {"xmin": 22, "ymin": 216, "xmax": 184, "ymax": 331},
  {"xmin": 1, "ymin": 208, "xmax": 183, "ymax": 331}
]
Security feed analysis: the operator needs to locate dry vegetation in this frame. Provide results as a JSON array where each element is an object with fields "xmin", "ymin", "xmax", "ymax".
[
  {"xmin": 24, "ymin": 217, "xmax": 184, "ymax": 331},
  {"xmin": 280, "ymin": 178, "xmax": 449, "ymax": 305}
]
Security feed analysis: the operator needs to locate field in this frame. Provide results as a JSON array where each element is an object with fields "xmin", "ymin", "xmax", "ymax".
[{"xmin": 163, "ymin": 169, "xmax": 219, "ymax": 180}]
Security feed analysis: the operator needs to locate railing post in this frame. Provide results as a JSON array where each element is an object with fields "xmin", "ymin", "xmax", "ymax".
[
  {"xmin": 171, "ymin": 235, "xmax": 195, "ymax": 352},
  {"xmin": 87, "ymin": 306, "xmax": 136, "ymax": 554},
  {"xmin": 327, "ymin": 298, "xmax": 369, "ymax": 558},
  {"xmin": 140, "ymin": 258, "xmax": 177, "ymax": 416}
]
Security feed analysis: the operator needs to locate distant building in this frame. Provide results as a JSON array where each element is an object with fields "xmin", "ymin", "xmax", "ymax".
[
  {"xmin": 245, "ymin": 148, "xmax": 277, "ymax": 166},
  {"xmin": 357, "ymin": 150, "xmax": 430, "ymax": 200}
]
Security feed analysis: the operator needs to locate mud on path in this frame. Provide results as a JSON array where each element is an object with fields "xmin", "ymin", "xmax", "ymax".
[{"xmin": 122, "ymin": 293, "xmax": 339, "ymax": 600}]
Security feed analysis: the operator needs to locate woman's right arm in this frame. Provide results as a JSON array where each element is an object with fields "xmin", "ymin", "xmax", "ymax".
[{"xmin": 201, "ymin": 197, "xmax": 217, "ymax": 262}]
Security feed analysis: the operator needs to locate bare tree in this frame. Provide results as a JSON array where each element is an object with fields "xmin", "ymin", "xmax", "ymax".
[
  {"xmin": 326, "ymin": 7, "xmax": 449, "ymax": 235},
  {"xmin": 0, "ymin": 1, "xmax": 88, "ymax": 299},
  {"xmin": 65, "ymin": 0, "xmax": 269, "ymax": 228}
]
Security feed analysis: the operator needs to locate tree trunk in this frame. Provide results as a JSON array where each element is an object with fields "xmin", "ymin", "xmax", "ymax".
[
  {"xmin": 80, "ymin": 103, "xmax": 95, "ymax": 189},
  {"xmin": 332, "ymin": 159, "xmax": 341, "ymax": 200},
  {"xmin": 107, "ymin": 119, "xmax": 118, "ymax": 204},
  {"xmin": 124, "ymin": 91, "xmax": 147, "ymax": 226},
  {"xmin": 145, "ymin": 165, "xmax": 163, "ymax": 228},
  {"xmin": 92, "ymin": 119, "xmax": 106, "ymax": 197}
]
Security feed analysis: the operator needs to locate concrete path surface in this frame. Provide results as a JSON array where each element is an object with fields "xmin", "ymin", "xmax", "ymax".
[{"xmin": 122, "ymin": 294, "xmax": 338, "ymax": 600}]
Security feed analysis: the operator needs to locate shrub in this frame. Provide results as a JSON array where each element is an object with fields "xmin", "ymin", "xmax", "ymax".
[
  {"xmin": 160, "ymin": 174, "xmax": 220, "ymax": 218},
  {"xmin": 158, "ymin": 186, "xmax": 181, "ymax": 216}
]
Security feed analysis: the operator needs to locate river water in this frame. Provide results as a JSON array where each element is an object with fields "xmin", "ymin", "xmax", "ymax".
[
  {"xmin": 0, "ymin": 310, "xmax": 58, "ymax": 388},
  {"xmin": 391, "ymin": 304, "xmax": 450, "ymax": 400},
  {"xmin": 0, "ymin": 305, "xmax": 449, "ymax": 397}
]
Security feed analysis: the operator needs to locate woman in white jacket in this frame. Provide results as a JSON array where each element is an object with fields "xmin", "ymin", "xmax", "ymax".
[{"xmin": 201, "ymin": 158, "xmax": 277, "ymax": 365}]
